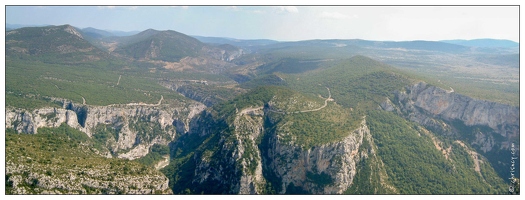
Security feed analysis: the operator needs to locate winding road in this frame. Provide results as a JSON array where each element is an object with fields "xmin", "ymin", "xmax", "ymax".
[{"xmin": 269, "ymin": 87, "xmax": 333, "ymax": 114}]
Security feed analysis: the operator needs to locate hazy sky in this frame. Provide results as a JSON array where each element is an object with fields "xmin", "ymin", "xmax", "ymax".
[{"xmin": 5, "ymin": 5, "xmax": 519, "ymax": 42}]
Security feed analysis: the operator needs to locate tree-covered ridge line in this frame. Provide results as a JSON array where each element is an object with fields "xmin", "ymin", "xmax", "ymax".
[{"xmin": 364, "ymin": 110, "xmax": 507, "ymax": 194}]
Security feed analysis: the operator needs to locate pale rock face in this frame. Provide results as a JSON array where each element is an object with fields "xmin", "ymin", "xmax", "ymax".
[
  {"xmin": 268, "ymin": 119, "xmax": 367, "ymax": 194},
  {"xmin": 64, "ymin": 25, "xmax": 83, "ymax": 39},
  {"xmin": 118, "ymin": 144, "xmax": 150, "ymax": 160},
  {"xmin": 117, "ymin": 136, "xmax": 169, "ymax": 160},
  {"xmin": 379, "ymin": 98, "xmax": 395, "ymax": 112},
  {"xmin": 5, "ymin": 108, "xmax": 81, "ymax": 134},
  {"xmin": 5, "ymin": 99, "xmax": 206, "ymax": 159},
  {"xmin": 187, "ymin": 106, "xmax": 368, "ymax": 194},
  {"xmin": 186, "ymin": 103, "xmax": 207, "ymax": 131},
  {"xmin": 391, "ymin": 82, "xmax": 519, "ymax": 151},
  {"xmin": 405, "ymin": 82, "xmax": 519, "ymax": 131},
  {"xmin": 201, "ymin": 45, "xmax": 244, "ymax": 62},
  {"xmin": 233, "ymin": 107, "xmax": 266, "ymax": 194}
]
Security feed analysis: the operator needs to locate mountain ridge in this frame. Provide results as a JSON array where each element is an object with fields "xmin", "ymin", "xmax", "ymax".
[
  {"xmin": 6, "ymin": 24, "xmax": 110, "ymax": 64},
  {"xmin": 440, "ymin": 39, "xmax": 518, "ymax": 48}
]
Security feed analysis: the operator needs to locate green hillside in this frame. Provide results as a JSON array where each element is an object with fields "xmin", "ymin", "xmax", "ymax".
[
  {"xmin": 5, "ymin": 125, "xmax": 170, "ymax": 194},
  {"xmin": 284, "ymin": 55, "xmax": 412, "ymax": 110},
  {"xmin": 5, "ymin": 58, "xmax": 184, "ymax": 108},
  {"xmin": 362, "ymin": 110, "xmax": 507, "ymax": 194},
  {"xmin": 114, "ymin": 30, "xmax": 204, "ymax": 62},
  {"xmin": 6, "ymin": 25, "xmax": 109, "ymax": 64}
]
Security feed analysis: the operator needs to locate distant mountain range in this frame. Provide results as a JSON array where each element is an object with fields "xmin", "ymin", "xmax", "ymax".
[
  {"xmin": 440, "ymin": 39, "xmax": 518, "ymax": 48},
  {"xmin": 81, "ymin": 27, "xmax": 140, "ymax": 37},
  {"xmin": 6, "ymin": 25, "xmax": 243, "ymax": 65},
  {"xmin": 191, "ymin": 35, "xmax": 279, "ymax": 47},
  {"xmin": 7, "ymin": 23, "xmax": 517, "ymax": 49},
  {"xmin": 6, "ymin": 23, "xmax": 51, "ymax": 30},
  {"xmin": 6, "ymin": 23, "xmax": 140, "ymax": 37}
]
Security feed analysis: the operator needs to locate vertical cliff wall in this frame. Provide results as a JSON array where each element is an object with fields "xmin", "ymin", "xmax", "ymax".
[
  {"xmin": 5, "ymin": 100, "xmax": 206, "ymax": 159},
  {"xmin": 387, "ymin": 81, "xmax": 519, "ymax": 178},
  {"xmin": 168, "ymin": 105, "xmax": 369, "ymax": 194}
]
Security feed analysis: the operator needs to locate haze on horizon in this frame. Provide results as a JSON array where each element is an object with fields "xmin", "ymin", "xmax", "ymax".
[{"xmin": 5, "ymin": 5, "xmax": 519, "ymax": 42}]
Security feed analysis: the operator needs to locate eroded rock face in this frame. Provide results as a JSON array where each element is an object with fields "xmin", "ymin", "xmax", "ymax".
[
  {"xmin": 201, "ymin": 45, "xmax": 244, "ymax": 62},
  {"xmin": 184, "ymin": 107, "xmax": 266, "ymax": 194},
  {"xmin": 402, "ymin": 82, "xmax": 518, "ymax": 130},
  {"xmin": 5, "ymin": 100, "xmax": 206, "ymax": 159},
  {"xmin": 232, "ymin": 107, "xmax": 266, "ymax": 194},
  {"xmin": 392, "ymin": 82, "xmax": 519, "ymax": 150},
  {"xmin": 178, "ymin": 107, "xmax": 367, "ymax": 194},
  {"xmin": 267, "ymin": 119, "xmax": 367, "ymax": 194},
  {"xmin": 386, "ymin": 82, "xmax": 519, "ymax": 179},
  {"xmin": 6, "ymin": 107, "xmax": 80, "ymax": 134},
  {"xmin": 4, "ymin": 98, "xmax": 194, "ymax": 194}
]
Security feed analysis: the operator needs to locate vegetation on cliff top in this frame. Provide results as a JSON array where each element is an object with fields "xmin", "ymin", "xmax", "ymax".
[{"xmin": 5, "ymin": 124, "xmax": 170, "ymax": 194}]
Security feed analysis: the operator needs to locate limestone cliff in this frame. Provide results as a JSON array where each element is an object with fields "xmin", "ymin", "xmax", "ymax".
[
  {"xmin": 231, "ymin": 107, "xmax": 266, "ymax": 194},
  {"xmin": 173, "ymin": 107, "xmax": 267, "ymax": 194},
  {"xmin": 391, "ymin": 82, "xmax": 519, "ymax": 150},
  {"xmin": 6, "ymin": 107, "xmax": 81, "ymax": 134},
  {"xmin": 266, "ymin": 118, "xmax": 367, "ymax": 194},
  {"xmin": 386, "ymin": 81, "xmax": 519, "ymax": 178},
  {"xmin": 169, "ymin": 105, "xmax": 368, "ymax": 194},
  {"xmin": 5, "ymin": 99, "xmax": 206, "ymax": 159}
]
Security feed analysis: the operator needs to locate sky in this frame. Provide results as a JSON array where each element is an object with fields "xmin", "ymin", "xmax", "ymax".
[{"xmin": 4, "ymin": 5, "xmax": 520, "ymax": 42}]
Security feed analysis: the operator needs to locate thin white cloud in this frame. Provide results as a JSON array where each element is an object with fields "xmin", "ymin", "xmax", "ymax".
[
  {"xmin": 170, "ymin": 6, "xmax": 189, "ymax": 9},
  {"xmin": 277, "ymin": 6, "xmax": 298, "ymax": 13},
  {"xmin": 226, "ymin": 6, "xmax": 239, "ymax": 11},
  {"xmin": 320, "ymin": 11, "xmax": 357, "ymax": 20},
  {"xmin": 97, "ymin": 6, "xmax": 138, "ymax": 10},
  {"xmin": 97, "ymin": 6, "xmax": 115, "ymax": 9}
]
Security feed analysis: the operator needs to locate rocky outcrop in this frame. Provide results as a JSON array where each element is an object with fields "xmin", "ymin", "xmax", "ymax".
[
  {"xmin": 400, "ymin": 82, "xmax": 518, "ymax": 130},
  {"xmin": 202, "ymin": 44, "xmax": 244, "ymax": 62},
  {"xmin": 5, "ymin": 107, "xmax": 81, "ymax": 134},
  {"xmin": 175, "ymin": 105, "xmax": 367, "ymax": 194},
  {"xmin": 5, "ymin": 158, "xmax": 172, "ymax": 194},
  {"xmin": 187, "ymin": 107, "xmax": 266, "ymax": 194},
  {"xmin": 386, "ymin": 81, "xmax": 519, "ymax": 179},
  {"xmin": 267, "ymin": 118, "xmax": 367, "ymax": 194},
  {"xmin": 5, "ymin": 99, "xmax": 206, "ymax": 159},
  {"xmin": 391, "ymin": 82, "xmax": 519, "ymax": 150},
  {"xmin": 232, "ymin": 107, "xmax": 266, "ymax": 194}
]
